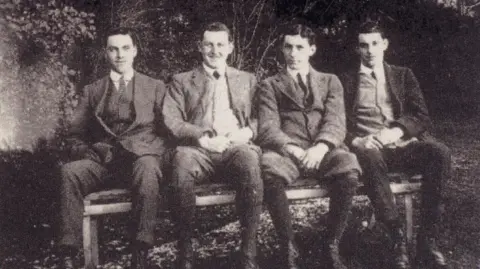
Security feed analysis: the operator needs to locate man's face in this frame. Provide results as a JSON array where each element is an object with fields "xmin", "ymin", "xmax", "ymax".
[
  {"xmin": 282, "ymin": 34, "xmax": 316, "ymax": 70},
  {"xmin": 105, "ymin": 34, "xmax": 137, "ymax": 74},
  {"xmin": 199, "ymin": 30, "xmax": 233, "ymax": 69},
  {"xmin": 357, "ymin": 33, "xmax": 388, "ymax": 69}
]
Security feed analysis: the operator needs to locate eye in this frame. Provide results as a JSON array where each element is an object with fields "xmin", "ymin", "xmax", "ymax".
[{"xmin": 372, "ymin": 41, "xmax": 378, "ymax": 46}]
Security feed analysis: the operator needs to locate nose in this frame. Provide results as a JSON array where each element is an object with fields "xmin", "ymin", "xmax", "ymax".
[
  {"xmin": 366, "ymin": 45, "xmax": 373, "ymax": 54},
  {"xmin": 211, "ymin": 45, "xmax": 218, "ymax": 55},
  {"xmin": 117, "ymin": 50, "xmax": 124, "ymax": 59}
]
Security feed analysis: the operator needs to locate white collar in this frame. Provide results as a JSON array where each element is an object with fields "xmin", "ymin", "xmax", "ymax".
[
  {"xmin": 359, "ymin": 63, "xmax": 384, "ymax": 77},
  {"xmin": 110, "ymin": 69, "xmax": 134, "ymax": 82},
  {"xmin": 203, "ymin": 63, "xmax": 227, "ymax": 78},
  {"xmin": 287, "ymin": 66, "xmax": 309, "ymax": 81}
]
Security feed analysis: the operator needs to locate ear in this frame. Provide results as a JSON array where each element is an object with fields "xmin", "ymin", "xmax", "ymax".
[
  {"xmin": 132, "ymin": 45, "xmax": 138, "ymax": 57},
  {"xmin": 227, "ymin": 41, "xmax": 234, "ymax": 54},
  {"xmin": 309, "ymin": 44, "xmax": 317, "ymax": 56},
  {"xmin": 383, "ymin": 38, "xmax": 389, "ymax": 50}
]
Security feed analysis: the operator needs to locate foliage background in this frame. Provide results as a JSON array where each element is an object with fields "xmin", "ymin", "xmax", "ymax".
[{"xmin": 0, "ymin": 0, "xmax": 480, "ymax": 268}]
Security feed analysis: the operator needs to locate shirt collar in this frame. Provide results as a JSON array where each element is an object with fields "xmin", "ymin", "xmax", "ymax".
[
  {"xmin": 359, "ymin": 63, "xmax": 385, "ymax": 81},
  {"xmin": 110, "ymin": 69, "xmax": 134, "ymax": 82},
  {"xmin": 203, "ymin": 63, "xmax": 227, "ymax": 79},
  {"xmin": 287, "ymin": 66, "xmax": 309, "ymax": 81}
]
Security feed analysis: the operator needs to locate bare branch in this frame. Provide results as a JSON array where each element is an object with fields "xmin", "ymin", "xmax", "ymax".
[
  {"xmin": 466, "ymin": 0, "xmax": 480, "ymax": 10},
  {"xmin": 243, "ymin": 0, "xmax": 266, "ymax": 50}
]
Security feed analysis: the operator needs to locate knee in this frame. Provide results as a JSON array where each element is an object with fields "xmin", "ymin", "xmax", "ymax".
[
  {"xmin": 172, "ymin": 147, "xmax": 200, "ymax": 172},
  {"xmin": 60, "ymin": 160, "xmax": 92, "ymax": 185},
  {"xmin": 333, "ymin": 171, "xmax": 359, "ymax": 193},
  {"xmin": 231, "ymin": 144, "xmax": 261, "ymax": 168},
  {"xmin": 423, "ymin": 142, "xmax": 451, "ymax": 162},
  {"xmin": 134, "ymin": 156, "xmax": 161, "ymax": 171}
]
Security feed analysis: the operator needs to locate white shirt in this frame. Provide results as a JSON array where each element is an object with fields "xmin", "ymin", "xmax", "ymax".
[
  {"xmin": 358, "ymin": 63, "xmax": 394, "ymax": 122},
  {"xmin": 110, "ymin": 69, "xmax": 134, "ymax": 91},
  {"xmin": 287, "ymin": 66, "xmax": 309, "ymax": 85},
  {"xmin": 202, "ymin": 64, "xmax": 241, "ymax": 136}
]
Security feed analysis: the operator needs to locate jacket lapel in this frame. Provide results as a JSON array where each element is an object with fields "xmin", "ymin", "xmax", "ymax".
[
  {"xmin": 274, "ymin": 69, "xmax": 304, "ymax": 108},
  {"xmin": 120, "ymin": 71, "xmax": 147, "ymax": 135},
  {"xmin": 190, "ymin": 67, "xmax": 211, "ymax": 114},
  {"xmin": 308, "ymin": 67, "xmax": 327, "ymax": 106},
  {"xmin": 384, "ymin": 63, "xmax": 402, "ymax": 109},
  {"xmin": 94, "ymin": 76, "xmax": 118, "ymax": 137},
  {"xmin": 226, "ymin": 66, "xmax": 243, "ymax": 114}
]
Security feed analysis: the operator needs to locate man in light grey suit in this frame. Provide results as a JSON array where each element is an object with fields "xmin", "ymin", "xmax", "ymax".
[
  {"xmin": 57, "ymin": 27, "xmax": 168, "ymax": 269},
  {"xmin": 163, "ymin": 22, "xmax": 263, "ymax": 269}
]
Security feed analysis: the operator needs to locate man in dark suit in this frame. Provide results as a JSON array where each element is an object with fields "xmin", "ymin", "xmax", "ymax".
[
  {"xmin": 162, "ymin": 22, "xmax": 263, "ymax": 269},
  {"xmin": 340, "ymin": 20, "xmax": 450, "ymax": 269},
  {"xmin": 257, "ymin": 24, "xmax": 361, "ymax": 269},
  {"xmin": 57, "ymin": 27, "xmax": 168, "ymax": 269}
]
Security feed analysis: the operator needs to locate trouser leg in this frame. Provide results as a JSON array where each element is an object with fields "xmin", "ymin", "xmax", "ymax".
[
  {"xmin": 58, "ymin": 159, "xmax": 108, "ymax": 249},
  {"xmin": 224, "ymin": 145, "xmax": 263, "ymax": 267},
  {"xmin": 130, "ymin": 155, "xmax": 163, "ymax": 246}
]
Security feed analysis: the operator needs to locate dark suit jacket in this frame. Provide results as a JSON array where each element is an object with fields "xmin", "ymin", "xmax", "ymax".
[
  {"xmin": 162, "ymin": 66, "xmax": 258, "ymax": 145},
  {"xmin": 257, "ymin": 67, "xmax": 346, "ymax": 153},
  {"xmin": 67, "ymin": 72, "xmax": 168, "ymax": 162},
  {"xmin": 339, "ymin": 63, "xmax": 432, "ymax": 145}
]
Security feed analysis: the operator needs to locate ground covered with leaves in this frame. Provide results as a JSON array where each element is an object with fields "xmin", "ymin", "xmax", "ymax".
[{"xmin": 1, "ymin": 115, "xmax": 480, "ymax": 269}]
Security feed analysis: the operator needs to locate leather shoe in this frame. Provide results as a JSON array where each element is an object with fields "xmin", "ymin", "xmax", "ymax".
[{"xmin": 416, "ymin": 237, "xmax": 447, "ymax": 269}]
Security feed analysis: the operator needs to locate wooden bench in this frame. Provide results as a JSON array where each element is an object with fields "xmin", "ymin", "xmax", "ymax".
[{"xmin": 82, "ymin": 173, "xmax": 422, "ymax": 269}]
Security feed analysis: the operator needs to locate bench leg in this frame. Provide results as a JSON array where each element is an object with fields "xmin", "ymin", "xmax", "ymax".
[
  {"xmin": 83, "ymin": 215, "xmax": 99, "ymax": 269},
  {"xmin": 404, "ymin": 193, "xmax": 414, "ymax": 245}
]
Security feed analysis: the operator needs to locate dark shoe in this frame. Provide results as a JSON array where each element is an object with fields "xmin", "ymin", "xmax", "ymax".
[
  {"xmin": 178, "ymin": 239, "xmax": 194, "ymax": 269},
  {"xmin": 327, "ymin": 240, "xmax": 347, "ymax": 269},
  {"xmin": 59, "ymin": 256, "xmax": 77, "ymax": 269},
  {"xmin": 131, "ymin": 243, "xmax": 149, "ymax": 269},
  {"xmin": 416, "ymin": 237, "xmax": 447, "ymax": 269},
  {"xmin": 391, "ymin": 228, "xmax": 410, "ymax": 269},
  {"xmin": 284, "ymin": 241, "xmax": 300, "ymax": 269}
]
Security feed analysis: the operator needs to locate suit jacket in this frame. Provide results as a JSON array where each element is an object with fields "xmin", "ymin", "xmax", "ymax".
[
  {"xmin": 257, "ymin": 67, "xmax": 346, "ymax": 153},
  {"xmin": 162, "ymin": 66, "xmax": 258, "ymax": 145},
  {"xmin": 339, "ymin": 63, "xmax": 432, "ymax": 145},
  {"xmin": 67, "ymin": 72, "xmax": 168, "ymax": 162}
]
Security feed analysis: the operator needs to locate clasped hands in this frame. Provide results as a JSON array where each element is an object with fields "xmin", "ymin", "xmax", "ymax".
[
  {"xmin": 284, "ymin": 143, "xmax": 329, "ymax": 172},
  {"xmin": 351, "ymin": 127, "xmax": 404, "ymax": 150},
  {"xmin": 198, "ymin": 127, "xmax": 253, "ymax": 153}
]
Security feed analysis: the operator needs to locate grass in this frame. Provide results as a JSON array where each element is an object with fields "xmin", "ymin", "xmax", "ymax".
[{"xmin": 1, "ymin": 115, "xmax": 480, "ymax": 269}]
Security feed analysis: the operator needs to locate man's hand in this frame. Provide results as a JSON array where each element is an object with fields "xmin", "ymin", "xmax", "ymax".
[
  {"xmin": 226, "ymin": 127, "xmax": 253, "ymax": 145},
  {"xmin": 301, "ymin": 143, "xmax": 329, "ymax": 171},
  {"xmin": 198, "ymin": 135, "xmax": 231, "ymax": 153},
  {"xmin": 374, "ymin": 127, "xmax": 404, "ymax": 146},
  {"xmin": 284, "ymin": 144, "xmax": 306, "ymax": 162},
  {"xmin": 351, "ymin": 135, "xmax": 383, "ymax": 150}
]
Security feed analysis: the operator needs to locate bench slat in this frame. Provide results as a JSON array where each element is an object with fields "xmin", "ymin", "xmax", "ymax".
[{"xmin": 84, "ymin": 182, "xmax": 422, "ymax": 216}]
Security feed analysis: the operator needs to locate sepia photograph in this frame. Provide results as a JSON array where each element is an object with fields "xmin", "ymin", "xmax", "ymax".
[{"xmin": 0, "ymin": 0, "xmax": 479, "ymax": 268}]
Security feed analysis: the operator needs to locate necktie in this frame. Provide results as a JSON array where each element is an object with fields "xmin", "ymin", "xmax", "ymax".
[
  {"xmin": 118, "ymin": 76, "xmax": 127, "ymax": 93},
  {"xmin": 297, "ymin": 73, "xmax": 311, "ymax": 104},
  {"xmin": 213, "ymin": 70, "xmax": 220, "ymax": 80},
  {"xmin": 371, "ymin": 71, "xmax": 377, "ymax": 81}
]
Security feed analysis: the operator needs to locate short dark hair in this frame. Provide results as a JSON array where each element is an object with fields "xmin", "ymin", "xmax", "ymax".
[
  {"xmin": 104, "ymin": 27, "xmax": 139, "ymax": 47},
  {"xmin": 357, "ymin": 20, "xmax": 386, "ymax": 39},
  {"xmin": 280, "ymin": 24, "xmax": 316, "ymax": 45},
  {"xmin": 200, "ymin": 22, "xmax": 233, "ymax": 42}
]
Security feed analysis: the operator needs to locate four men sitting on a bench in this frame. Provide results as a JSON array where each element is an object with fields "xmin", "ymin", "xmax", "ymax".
[{"xmin": 58, "ymin": 20, "xmax": 450, "ymax": 269}]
